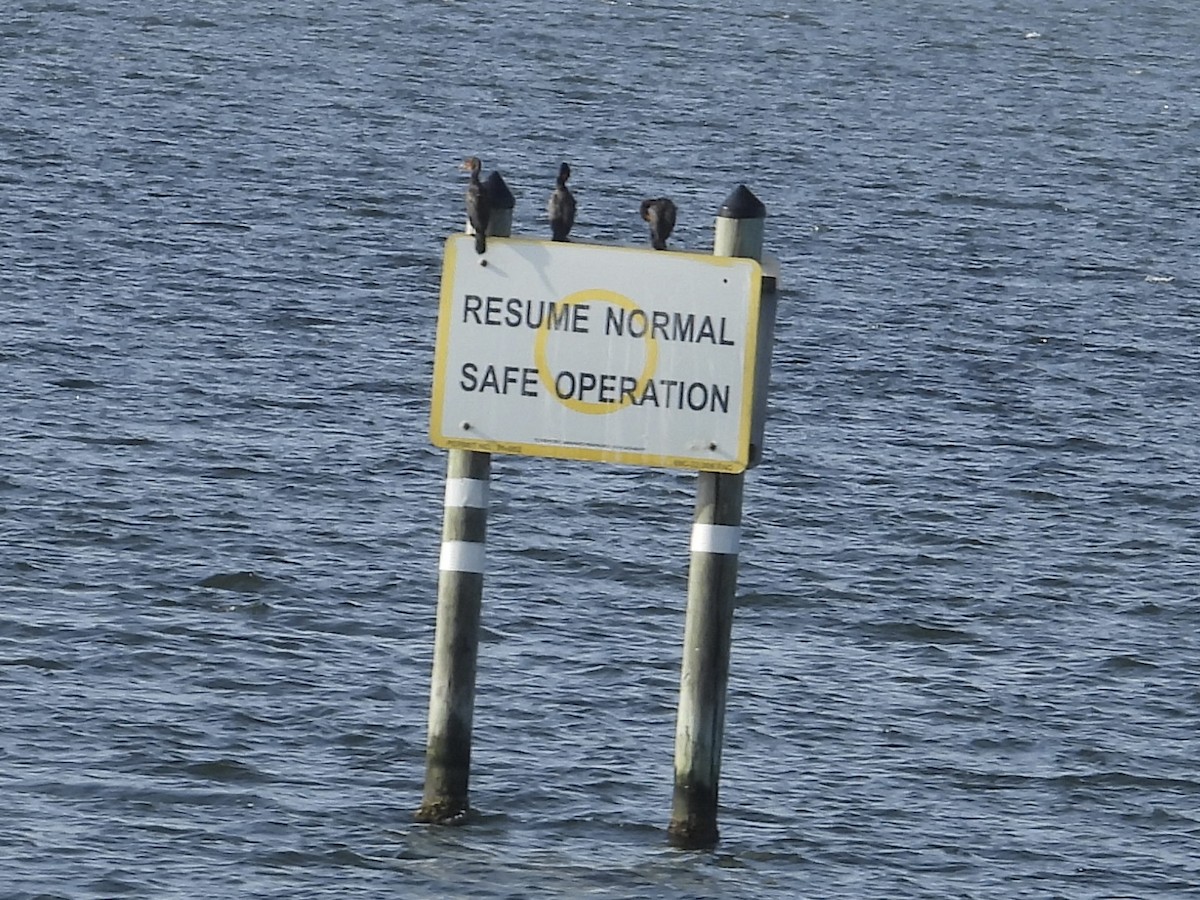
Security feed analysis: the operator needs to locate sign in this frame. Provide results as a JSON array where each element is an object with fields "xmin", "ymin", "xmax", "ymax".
[{"xmin": 430, "ymin": 235, "xmax": 762, "ymax": 472}]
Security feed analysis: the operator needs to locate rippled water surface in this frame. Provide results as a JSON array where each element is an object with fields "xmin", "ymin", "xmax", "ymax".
[{"xmin": 3, "ymin": 0, "xmax": 1199, "ymax": 897}]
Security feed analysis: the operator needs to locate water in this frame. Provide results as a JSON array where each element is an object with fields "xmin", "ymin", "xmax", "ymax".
[{"xmin": 3, "ymin": 0, "xmax": 1199, "ymax": 896}]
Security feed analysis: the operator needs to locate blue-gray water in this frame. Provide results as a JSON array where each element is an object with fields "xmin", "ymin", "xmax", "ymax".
[{"xmin": 3, "ymin": 0, "xmax": 1198, "ymax": 896}]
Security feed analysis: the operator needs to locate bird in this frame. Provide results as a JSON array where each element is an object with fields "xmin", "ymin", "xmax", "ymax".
[
  {"xmin": 547, "ymin": 162, "xmax": 576, "ymax": 242},
  {"xmin": 639, "ymin": 197, "xmax": 677, "ymax": 250},
  {"xmin": 460, "ymin": 156, "xmax": 490, "ymax": 254}
]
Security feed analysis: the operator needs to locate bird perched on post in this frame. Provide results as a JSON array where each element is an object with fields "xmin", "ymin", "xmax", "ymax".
[
  {"xmin": 639, "ymin": 197, "xmax": 677, "ymax": 250},
  {"xmin": 460, "ymin": 156, "xmax": 490, "ymax": 254},
  {"xmin": 547, "ymin": 162, "xmax": 576, "ymax": 242}
]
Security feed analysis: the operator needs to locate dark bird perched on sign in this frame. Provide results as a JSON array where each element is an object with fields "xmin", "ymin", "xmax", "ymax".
[
  {"xmin": 639, "ymin": 197, "xmax": 677, "ymax": 250},
  {"xmin": 460, "ymin": 156, "xmax": 490, "ymax": 254},
  {"xmin": 547, "ymin": 162, "xmax": 576, "ymax": 242}
]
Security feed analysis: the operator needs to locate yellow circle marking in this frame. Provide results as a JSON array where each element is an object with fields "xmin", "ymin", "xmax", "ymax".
[{"xmin": 533, "ymin": 289, "xmax": 659, "ymax": 415}]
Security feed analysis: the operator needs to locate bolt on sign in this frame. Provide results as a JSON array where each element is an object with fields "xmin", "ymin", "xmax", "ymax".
[{"xmin": 430, "ymin": 235, "xmax": 762, "ymax": 473}]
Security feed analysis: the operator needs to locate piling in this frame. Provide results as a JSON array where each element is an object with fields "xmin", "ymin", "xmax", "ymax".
[
  {"xmin": 415, "ymin": 172, "xmax": 514, "ymax": 825},
  {"xmin": 667, "ymin": 185, "xmax": 766, "ymax": 849},
  {"xmin": 716, "ymin": 185, "xmax": 774, "ymax": 468},
  {"xmin": 713, "ymin": 184, "xmax": 765, "ymax": 262}
]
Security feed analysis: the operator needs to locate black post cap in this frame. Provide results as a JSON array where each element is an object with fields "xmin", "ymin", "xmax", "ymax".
[
  {"xmin": 717, "ymin": 184, "xmax": 766, "ymax": 219},
  {"xmin": 485, "ymin": 172, "xmax": 515, "ymax": 210}
]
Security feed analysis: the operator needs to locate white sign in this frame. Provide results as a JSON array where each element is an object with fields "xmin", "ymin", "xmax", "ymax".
[{"xmin": 430, "ymin": 235, "xmax": 762, "ymax": 472}]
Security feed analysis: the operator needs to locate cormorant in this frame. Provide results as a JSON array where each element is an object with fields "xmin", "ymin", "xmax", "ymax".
[
  {"xmin": 547, "ymin": 162, "xmax": 576, "ymax": 242},
  {"xmin": 639, "ymin": 197, "xmax": 677, "ymax": 250},
  {"xmin": 460, "ymin": 156, "xmax": 490, "ymax": 254}
]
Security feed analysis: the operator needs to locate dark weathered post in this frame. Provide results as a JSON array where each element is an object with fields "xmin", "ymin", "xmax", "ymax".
[
  {"xmin": 668, "ymin": 185, "xmax": 766, "ymax": 849},
  {"xmin": 414, "ymin": 448, "xmax": 490, "ymax": 824},
  {"xmin": 415, "ymin": 173, "xmax": 514, "ymax": 825}
]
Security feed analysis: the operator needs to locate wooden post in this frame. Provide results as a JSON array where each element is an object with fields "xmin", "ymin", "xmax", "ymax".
[
  {"xmin": 415, "ymin": 172, "xmax": 514, "ymax": 825},
  {"xmin": 716, "ymin": 185, "xmax": 773, "ymax": 468},
  {"xmin": 415, "ymin": 448, "xmax": 490, "ymax": 824},
  {"xmin": 668, "ymin": 185, "xmax": 766, "ymax": 849}
]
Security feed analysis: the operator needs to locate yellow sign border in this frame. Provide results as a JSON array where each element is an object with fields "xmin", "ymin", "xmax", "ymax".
[{"xmin": 429, "ymin": 235, "xmax": 761, "ymax": 473}]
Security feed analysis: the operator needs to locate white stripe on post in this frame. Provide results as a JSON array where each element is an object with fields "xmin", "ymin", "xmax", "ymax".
[
  {"xmin": 438, "ymin": 540, "xmax": 487, "ymax": 574},
  {"xmin": 689, "ymin": 524, "xmax": 742, "ymax": 556},
  {"xmin": 444, "ymin": 477, "xmax": 490, "ymax": 509}
]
